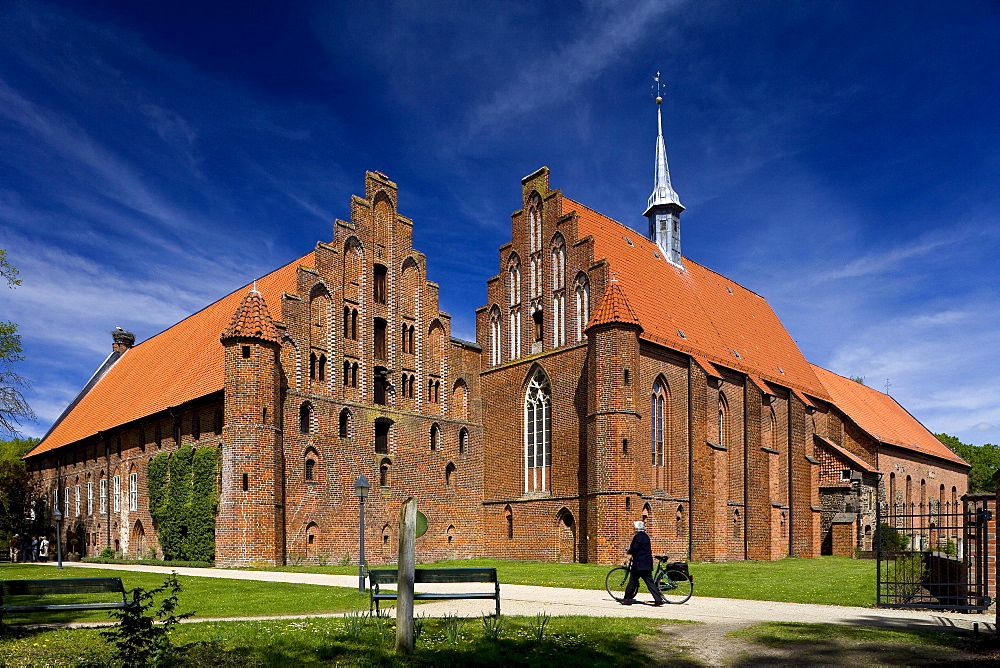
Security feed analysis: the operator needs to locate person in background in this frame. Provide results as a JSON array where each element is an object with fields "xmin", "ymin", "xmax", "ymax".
[{"xmin": 39, "ymin": 535, "xmax": 50, "ymax": 562}]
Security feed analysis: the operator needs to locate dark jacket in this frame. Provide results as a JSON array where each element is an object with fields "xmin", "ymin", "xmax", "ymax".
[{"xmin": 627, "ymin": 530, "xmax": 653, "ymax": 571}]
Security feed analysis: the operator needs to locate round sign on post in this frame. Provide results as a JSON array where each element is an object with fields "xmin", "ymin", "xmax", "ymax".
[{"xmin": 415, "ymin": 511, "xmax": 428, "ymax": 538}]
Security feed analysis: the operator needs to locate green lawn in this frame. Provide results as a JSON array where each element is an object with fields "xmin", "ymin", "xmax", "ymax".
[
  {"xmin": 234, "ymin": 555, "xmax": 876, "ymax": 607},
  {"xmin": 0, "ymin": 615, "xmax": 666, "ymax": 667},
  {"xmin": 0, "ymin": 565, "xmax": 368, "ymax": 624}
]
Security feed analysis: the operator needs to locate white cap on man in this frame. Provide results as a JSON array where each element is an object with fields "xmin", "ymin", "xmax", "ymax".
[{"xmin": 634, "ymin": 521, "xmax": 645, "ymax": 531}]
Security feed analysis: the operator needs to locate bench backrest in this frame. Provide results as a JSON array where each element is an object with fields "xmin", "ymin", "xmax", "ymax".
[
  {"xmin": 0, "ymin": 578, "xmax": 125, "ymax": 598},
  {"xmin": 369, "ymin": 568, "xmax": 497, "ymax": 585}
]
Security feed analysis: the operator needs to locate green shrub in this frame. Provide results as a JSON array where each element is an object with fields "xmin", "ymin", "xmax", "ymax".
[
  {"xmin": 875, "ymin": 523, "xmax": 909, "ymax": 553},
  {"xmin": 100, "ymin": 572, "xmax": 192, "ymax": 666}
]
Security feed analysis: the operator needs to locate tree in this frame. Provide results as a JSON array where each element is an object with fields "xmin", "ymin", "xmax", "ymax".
[
  {"xmin": 0, "ymin": 249, "xmax": 35, "ymax": 436},
  {"xmin": 0, "ymin": 437, "xmax": 43, "ymax": 544},
  {"xmin": 936, "ymin": 433, "xmax": 1000, "ymax": 494}
]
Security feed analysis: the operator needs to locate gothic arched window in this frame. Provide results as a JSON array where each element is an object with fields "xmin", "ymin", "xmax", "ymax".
[
  {"xmin": 574, "ymin": 274, "xmax": 590, "ymax": 342},
  {"xmin": 651, "ymin": 380, "xmax": 666, "ymax": 467},
  {"xmin": 489, "ymin": 305, "xmax": 502, "ymax": 366},
  {"xmin": 524, "ymin": 367, "xmax": 552, "ymax": 492}
]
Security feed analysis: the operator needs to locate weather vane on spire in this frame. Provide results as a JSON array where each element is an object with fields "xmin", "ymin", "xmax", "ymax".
[{"xmin": 652, "ymin": 71, "xmax": 664, "ymax": 105}]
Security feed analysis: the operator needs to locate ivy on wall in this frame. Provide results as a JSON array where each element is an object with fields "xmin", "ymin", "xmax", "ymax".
[{"xmin": 147, "ymin": 445, "xmax": 219, "ymax": 562}]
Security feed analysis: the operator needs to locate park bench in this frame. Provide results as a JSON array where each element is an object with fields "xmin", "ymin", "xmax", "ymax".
[
  {"xmin": 0, "ymin": 577, "xmax": 138, "ymax": 625},
  {"xmin": 368, "ymin": 568, "xmax": 500, "ymax": 616}
]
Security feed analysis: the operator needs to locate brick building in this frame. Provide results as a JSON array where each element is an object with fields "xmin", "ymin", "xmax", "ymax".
[{"xmin": 25, "ymin": 103, "xmax": 968, "ymax": 565}]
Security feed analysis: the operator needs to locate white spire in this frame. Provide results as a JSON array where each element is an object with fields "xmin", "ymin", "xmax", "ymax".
[
  {"xmin": 644, "ymin": 73, "xmax": 684, "ymax": 267},
  {"xmin": 644, "ymin": 74, "xmax": 682, "ymax": 215}
]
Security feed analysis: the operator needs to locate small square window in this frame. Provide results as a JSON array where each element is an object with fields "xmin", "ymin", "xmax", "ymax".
[
  {"xmin": 241, "ymin": 346, "xmax": 251, "ymax": 359},
  {"xmin": 840, "ymin": 469, "xmax": 852, "ymax": 481}
]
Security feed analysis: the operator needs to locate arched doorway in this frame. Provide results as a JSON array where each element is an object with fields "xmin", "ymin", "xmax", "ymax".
[
  {"xmin": 130, "ymin": 520, "xmax": 146, "ymax": 558},
  {"xmin": 555, "ymin": 508, "xmax": 576, "ymax": 563}
]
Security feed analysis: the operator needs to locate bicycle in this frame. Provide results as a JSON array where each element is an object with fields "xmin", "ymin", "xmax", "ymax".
[{"xmin": 605, "ymin": 555, "xmax": 693, "ymax": 604}]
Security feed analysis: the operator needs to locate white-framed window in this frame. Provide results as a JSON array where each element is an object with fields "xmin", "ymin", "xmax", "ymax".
[
  {"xmin": 113, "ymin": 475, "xmax": 121, "ymax": 512},
  {"xmin": 64, "ymin": 487, "xmax": 70, "ymax": 514},
  {"xmin": 489, "ymin": 307, "xmax": 502, "ymax": 366},
  {"xmin": 524, "ymin": 367, "xmax": 552, "ymax": 492},
  {"xmin": 652, "ymin": 381, "xmax": 666, "ymax": 467},
  {"xmin": 551, "ymin": 293, "xmax": 565, "ymax": 347},
  {"xmin": 74, "ymin": 484, "xmax": 81, "ymax": 517},
  {"xmin": 507, "ymin": 255, "xmax": 521, "ymax": 306},
  {"xmin": 53, "ymin": 488, "xmax": 58, "ymax": 514},
  {"xmin": 574, "ymin": 274, "xmax": 590, "ymax": 341},
  {"xmin": 129, "ymin": 472, "xmax": 138, "ymax": 511},
  {"xmin": 87, "ymin": 481, "xmax": 93, "ymax": 515},
  {"xmin": 100, "ymin": 478, "xmax": 107, "ymax": 514},
  {"xmin": 551, "ymin": 238, "xmax": 565, "ymax": 290},
  {"xmin": 509, "ymin": 308, "xmax": 521, "ymax": 361}
]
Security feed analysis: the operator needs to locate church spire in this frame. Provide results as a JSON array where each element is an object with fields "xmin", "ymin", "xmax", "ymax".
[{"xmin": 644, "ymin": 73, "xmax": 684, "ymax": 267}]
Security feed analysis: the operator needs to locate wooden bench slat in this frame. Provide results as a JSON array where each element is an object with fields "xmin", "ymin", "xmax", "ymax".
[
  {"xmin": 1, "ymin": 577, "xmax": 133, "ymax": 625},
  {"xmin": 3, "ymin": 602, "xmax": 132, "ymax": 613},
  {"xmin": 1, "ymin": 578, "xmax": 126, "ymax": 596},
  {"xmin": 368, "ymin": 567, "xmax": 500, "ymax": 616}
]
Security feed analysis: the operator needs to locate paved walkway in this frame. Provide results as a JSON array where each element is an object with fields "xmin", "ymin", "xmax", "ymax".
[{"xmin": 26, "ymin": 561, "xmax": 996, "ymax": 633}]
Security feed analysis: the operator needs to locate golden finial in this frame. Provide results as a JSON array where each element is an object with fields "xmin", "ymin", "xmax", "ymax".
[{"xmin": 652, "ymin": 71, "xmax": 664, "ymax": 105}]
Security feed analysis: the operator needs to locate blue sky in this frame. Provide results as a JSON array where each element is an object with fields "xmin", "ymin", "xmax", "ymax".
[{"xmin": 2, "ymin": 0, "xmax": 999, "ymax": 446}]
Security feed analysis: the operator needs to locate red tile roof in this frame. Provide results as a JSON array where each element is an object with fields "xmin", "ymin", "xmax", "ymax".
[
  {"xmin": 566, "ymin": 197, "xmax": 830, "ymax": 401},
  {"xmin": 810, "ymin": 364, "xmax": 968, "ymax": 467},
  {"xmin": 29, "ymin": 254, "xmax": 309, "ymax": 457},
  {"xmin": 587, "ymin": 276, "xmax": 641, "ymax": 329},
  {"xmin": 221, "ymin": 289, "xmax": 280, "ymax": 344}
]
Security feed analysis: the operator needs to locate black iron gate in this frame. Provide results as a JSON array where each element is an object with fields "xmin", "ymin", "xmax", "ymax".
[{"xmin": 876, "ymin": 496, "xmax": 992, "ymax": 612}]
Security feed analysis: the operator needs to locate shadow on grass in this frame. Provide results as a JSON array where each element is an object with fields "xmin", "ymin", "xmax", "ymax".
[
  {"xmin": 168, "ymin": 631, "xmax": 662, "ymax": 667},
  {"xmin": 729, "ymin": 622, "xmax": 1000, "ymax": 667}
]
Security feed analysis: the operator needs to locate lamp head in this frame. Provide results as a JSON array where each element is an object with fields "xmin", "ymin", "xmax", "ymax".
[{"xmin": 354, "ymin": 474, "xmax": 371, "ymax": 499}]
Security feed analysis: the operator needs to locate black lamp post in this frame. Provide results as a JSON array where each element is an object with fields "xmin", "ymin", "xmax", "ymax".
[
  {"xmin": 53, "ymin": 505, "xmax": 64, "ymax": 570},
  {"xmin": 354, "ymin": 474, "xmax": 371, "ymax": 593}
]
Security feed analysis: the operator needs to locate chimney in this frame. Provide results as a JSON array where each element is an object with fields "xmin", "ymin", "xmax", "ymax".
[{"xmin": 111, "ymin": 328, "xmax": 136, "ymax": 354}]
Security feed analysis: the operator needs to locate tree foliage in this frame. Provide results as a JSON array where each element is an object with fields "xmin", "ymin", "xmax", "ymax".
[
  {"xmin": 936, "ymin": 433, "xmax": 1000, "ymax": 494},
  {"xmin": 1, "ymin": 249, "xmax": 35, "ymax": 437},
  {"xmin": 0, "ymin": 437, "xmax": 44, "ymax": 543},
  {"xmin": 148, "ymin": 445, "xmax": 219, "ymax": 561},
  {"xmin": 100, "ymin": 572, "xmax": 192, "ymax": 667}
]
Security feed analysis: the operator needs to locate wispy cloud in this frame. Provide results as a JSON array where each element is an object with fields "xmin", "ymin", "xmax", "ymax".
[{"xmin": 467, "ymin": 0, "xmax": 683, "ymax": 136}]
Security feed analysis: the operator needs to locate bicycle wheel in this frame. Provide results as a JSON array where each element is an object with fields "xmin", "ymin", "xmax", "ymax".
[
  {"xmin": 659, "ymin": 569, "xmax": 693, "ymax": 604},
  {"xmin": 605, "ymin": 566, "xmax": 630, "ymax": 602}
]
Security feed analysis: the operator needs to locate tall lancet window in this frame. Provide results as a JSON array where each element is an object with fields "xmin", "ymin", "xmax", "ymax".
[
  {"xmin": 507, "ymin": 254, "xmax": 521, "ymax": 306},
  {"xmin": 528, "ymin": 194, "xmax": 542, "ymax": 253},
  {"xmin": 524, "ymin": 367, "xmax": 552, "ymax": 492},
  {"xmin": 551, "ymin": 236, "xmax": 566, "ymax": 347},
  {"xmin": 508, "ymin": 254, "xmax": 522, "ymax": 360},
  {"xmin": 651, "ymin": 379, "xmax": 668, "ymax": 490},
  {"xmin": 574, "ymin": 274, "xmax": 590, "ymax": 342},
  {"xmin": 489, "ymin": 306, "xmax": 502, "ymax": 366}
]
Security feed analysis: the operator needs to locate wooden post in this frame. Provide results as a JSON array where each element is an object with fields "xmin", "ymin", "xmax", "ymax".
[{"xmin": 396, "ymin": 496, "xmax": 417, "ymax": 653}]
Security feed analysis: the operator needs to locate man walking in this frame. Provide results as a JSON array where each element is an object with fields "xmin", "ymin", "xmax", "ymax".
[
  {"xmin": 622, "ymin": 521, "xmax": 665, "ymax": 606},
  {"xmin": 8, "ymin": 534, "xmax": 19, "ymax": 562}
]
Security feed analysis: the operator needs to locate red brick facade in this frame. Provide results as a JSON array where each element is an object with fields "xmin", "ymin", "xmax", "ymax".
[{"xmin": 26, "ymin": 169, "xmax": 969, "ymax": 565}]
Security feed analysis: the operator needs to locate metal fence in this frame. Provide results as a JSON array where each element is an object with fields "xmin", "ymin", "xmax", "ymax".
[{"xmin": 875, "ymin": 497, "xmax": 992, "ymax": 612}]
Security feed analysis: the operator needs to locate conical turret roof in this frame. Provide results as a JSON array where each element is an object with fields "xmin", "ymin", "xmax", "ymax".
[
  {"xmin": 587, "ymin": 276, "xmax": 641, "ymax": 330},
  {"xmin": 221, "ymin": 288, "xmax": 280, "ymax": 344}
]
